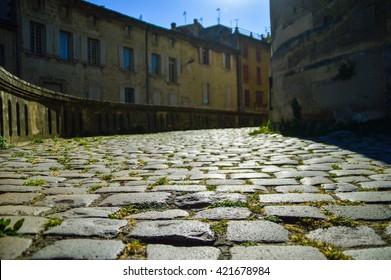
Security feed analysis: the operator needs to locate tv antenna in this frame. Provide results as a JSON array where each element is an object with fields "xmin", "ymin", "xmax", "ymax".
[
  {"xmin": 233, "ymin": 19, "xmax": 240, "ymax": 28},
  {"xmin": 183, "ymin": 11, "xmax": 187, "ymax": 24},
  {"xmin": 217, "ymin": 8, "xmax": 221, "ymax": 24}
]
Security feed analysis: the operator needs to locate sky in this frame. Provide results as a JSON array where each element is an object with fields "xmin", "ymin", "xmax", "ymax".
[{"xmin": 86, "ymin": 0, "xmax": 270, "ymax": 37}]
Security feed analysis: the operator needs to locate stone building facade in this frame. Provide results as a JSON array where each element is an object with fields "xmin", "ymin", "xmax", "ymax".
[
  {"xmin": 175, "ymin": 20, "xmax": 271, "ymax": 113},
  {"xmin": 270, "ymin": 0, "xmax": 391, "ymax": 128},
  {"xmin": 0, "ymin": 0, "xmax": 245, "ymax": 112}
]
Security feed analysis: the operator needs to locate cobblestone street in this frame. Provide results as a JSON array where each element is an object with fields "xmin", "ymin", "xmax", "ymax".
[{"xmin": 1, "ymin": 128, "xmax": 391, "ymax": 260}]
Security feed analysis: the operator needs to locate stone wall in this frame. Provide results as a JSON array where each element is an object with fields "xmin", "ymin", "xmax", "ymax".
[
  {"xmin": 0, "ymin": 67, "xmax": 264, "ymax": 143},
  {"xmin": 269, "ymin": 0, "xmax": 391, "ymax": 131}
]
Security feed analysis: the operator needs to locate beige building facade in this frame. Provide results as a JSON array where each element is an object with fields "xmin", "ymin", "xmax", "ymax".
[{"xmin": 1, "ymin": 0, "xmax": 240, "ymax": 111}]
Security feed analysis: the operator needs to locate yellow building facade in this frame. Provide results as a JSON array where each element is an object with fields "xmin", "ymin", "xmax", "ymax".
[{"xmin": 3, "ymin": 0, "xmax": 239, "ymax": 111}]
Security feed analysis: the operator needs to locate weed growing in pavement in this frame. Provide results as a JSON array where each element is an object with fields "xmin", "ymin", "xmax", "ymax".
[
  {"xmin": 24, "ymin": 179, "xmax": 46, "ymax": 186},
  {"xmin": 43, "ymin": 218, "xmax": 63, "ymax": 230},
  {"xmin": 32, "ymin": 137, "xmax": 44, "ymax": 144},
  {"xmin": 297, "ymin": 215, "xmax": 361, "ymax": 231},
  {"xmin": 264, "ymin": 216, "xmax": 283, "ymax": 223},
  {"xmin": 119, "ymin": 239, "xmax": 146, "ymax": 260},
  {"xmin": 100, "ymin": 174, "xmax": 113, "ymax": 182},
  {"xmin": 249, "ymin": 119, "xmax": 279, "ymax": 135},
  {"xmin": 0, "ymin": 136, "xmax": 8, "ymax": 149},
  {"xmin": 211, "ymin": 219, "xmax": 228, "ymax": 236},
  {"xmin": 246, "ymin": 192, "xmax": 265, "ymax": 214},
  {"xmin": 239, "ymin": 241, "xmax": 258, "ymax": 247},
  {"xmin": 88, "ymin": 185, "xmax": 103, "ymax": 193},
  {"xmin": 290, "ymin": 234, "xmax": 351, "ymax": 260},
  {"xmin": 209, "ymin": 201, "xmax": 248, "ymax": 208},
  {"xmin": 109, "ymin": 203, "xmax": 167, "ymax": 219},
  {"xmin": 0, "ymin": 218, "xmax": 25, "ymax": 236}
]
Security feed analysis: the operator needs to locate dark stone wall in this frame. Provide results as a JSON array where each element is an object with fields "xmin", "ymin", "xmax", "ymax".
[
  {"xmin": 270, "ymin": 0, "xmax": 391, "ymax": 132},
  {"xmin": 0, "ymin": 67, "xmax": 265, "ymax": 142}
]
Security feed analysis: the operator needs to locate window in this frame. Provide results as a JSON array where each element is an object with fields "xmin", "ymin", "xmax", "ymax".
[
  {"xmin": 201, "ymin": 48, "xmax": 210, "ymax": 65},
  {"xmin": 169, "ymin": 57, "xmax": 177, "ymax": 83},
  {"xmin": 124, "ymin": 88, "xmax": 136, "ymax": 104},
  {"xmin": 256, "ymin": 45, "xmax": 261, "ymax": 62},
  {"xmin": 30, "ymin": 22, "xmax": 46, "ymax": 55},
  {"xmin": 169, "ymin": 93, "xmax": 177, "ymax": 106},
  {"xmin": 59, "ymin": 5, "xmax": 70, "ymax": 20},
  {"xmin": 243, "ymin": 64, "xmax": 249, "ymax": 83},
  {"xmin": 60, "ymin": 31, "xmax": 72, "ymax": 61},
  {"xmin": 203, "ymin": 83, "xmax": 210, "ymax": 105},
  {"xmin": 31, "ymin": 0, "xmax": 45, "ymax": 11},
  {"xmin": 256, "ymin": 91, "xmax": 264, "ymax": 108},
  {"xmin": 151, "ymin": 53, "xmax": 161, "ymax": 75},
  {"xmin": 224, "ymin": 53, "xmax": 231, "ymax": 70},
  {"xmin": 153, "ymin": 92, "xmax": 161, "ymax": 105},
  {"xmin": 87, "ymin": 38, "xmax": 100, "ymax": 65},
  {"xmin": 152, "ymin": 33, "xmax": 159, "ymax": 45},
  {"xmin": 87, "ymin": 15, "xmax": 97, "ymax": 29},
  {"xmin": 169, "ymin": 38, "xmax": 175, "ymax": 48},
  {"xmin": 257, "ymin": 67, "xmax": 262, "ymax": 85},
  {"xmin": 244, "ymin": 90, "xmax": 250, "ymax": 107},
  {"xmin": 123, "ymin": 47, "xmax": 134, "ymax": 71},
  {"xmin": 0, "ymin": 45, "xmax": 5, "ymax": 67},
  {"xmin": 0, "ymin": 0, "xmax": 11, "ymax": 20},
  {"xmin": 124, "ymin": 25, "xmax": 132, "ymax": 38},
  {"xmin": 243, "ymin": 41, "xmax": 249, "ymax": 58}
]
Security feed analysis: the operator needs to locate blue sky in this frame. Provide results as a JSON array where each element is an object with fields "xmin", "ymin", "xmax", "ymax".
[{"xmin": 86, "ymin": 0, "xmax": 270, "ymax": 36}]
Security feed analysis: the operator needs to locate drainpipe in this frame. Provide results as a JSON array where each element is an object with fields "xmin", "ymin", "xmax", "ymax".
[
  {"xmin": 14, "ymin": 0, "xmax": 22, "ymax": 77},
  {"xmin": 145, "ymin": 28, "xmax": 150, "ymax": 104}
]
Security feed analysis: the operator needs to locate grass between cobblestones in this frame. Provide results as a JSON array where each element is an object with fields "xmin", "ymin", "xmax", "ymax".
[
  {"xmin": 109, "ymin": 203, "xmax": 168, "ymax": 219},
  {"xmin": 119, "ymin": 239, "xmax": 147, "ymax": 260}
]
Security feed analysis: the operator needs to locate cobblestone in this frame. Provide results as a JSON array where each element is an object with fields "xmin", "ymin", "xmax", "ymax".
[{"xmin": 1, "ymin": 127, "xmax": 390, "ymax": 259}]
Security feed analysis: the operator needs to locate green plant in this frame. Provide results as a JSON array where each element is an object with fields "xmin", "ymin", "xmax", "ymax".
[
  {"xmin": 0, "ymin": 136, "xmax": 8, "ymax": 149},
  {"xmin": 290, "ymin": 234, "xmax": 351, "ymax": 260},
  {"xmin": 209, "ymin": 201, "xmax": 248, "ymax": 208},
  {"xmin": 0, "ymin": 218, "xmax": 25, "ymax": 236},
  {"xmin": 211, "ymin": 219, "xmax": 228, "ymax": 236},
  {"xmin": 88, "ymin": 185, "xmax": 103, "ymax": 193},
  {"xmin": 43, "ymin": 218, "xmax": 63, "ymax": 230},
  {"xmin": 109, "ymin": 203, "xmax": 167, "ymax": 219},
  {"xmin": 32, "ymin": 137, "xmax": 44, "ymax": 144},
  {"xmin": 240, "ymin": 241, "xmax": 258, "ymax": 247},
  {"xmin": 119, "ymin": 239, "xmax": 146, "ymax": 260},
  {"xmin": 264, "ymin": 215, "xmax": 283, "ymax": 223},
  {"xmin": 24, "ymin": 179, "xmax": 47, "ymax": 186},
  {"xmin": 249, "ymin": 119, "xmax": 278, "ymax": 135}
]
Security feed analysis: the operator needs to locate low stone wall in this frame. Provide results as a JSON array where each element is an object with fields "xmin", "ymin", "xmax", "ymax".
[{"xmin": 0, "ymin": 67, "xmax": 265, "ymax": 142}]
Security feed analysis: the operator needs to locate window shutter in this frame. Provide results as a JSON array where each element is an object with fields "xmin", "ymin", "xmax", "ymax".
[
  {"xmin": 176, "ymin": 58, "xmax": 181, "ymax": 83},
  {"xmin": 208, "ymin": 49, "xmax": 212, "ymax": 65},
  {"xmin": 120, "ymin": 86, "xmax": 125, "ymax": 103},
  {"xmin": 46, "ymin": 25, "xmax": 54, "ymax": 56},
  {"xmin": 148, "ymin": 53, "xmax": 152, "ymax": 74},
  {"xmin": 100, "ymin": 40, "xmax": 106, "ymax": 66},
  {"xmin": 199, "ymin": 47, "xmax": 202, "ymax": 63},
  {"xmin": 118, "ymin": 46, "xmax": 124, "ymax": 70},
  {"xmin": 73, "ymin": 33, "xmax": 80, "ymax": 61},
  {"xmin": 222, "ymin": 53, "xmax": 226, "ymax": 68},
  {"xmin": 22, "ymin": 19, "xmax": 30, "ymax": 51},
  {"xmin": 133, "ymin": 48, "xmax": 137, "ymax": 72},
  {"xmin": 81, "ymin": 36, "xmax": 87, "ymax": 63}
]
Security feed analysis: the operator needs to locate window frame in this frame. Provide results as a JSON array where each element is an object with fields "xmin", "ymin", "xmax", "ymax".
[
  {"xmin": 124, "ymin": 87, "xmax": 136, "ymax": 104},
  {"xmin": 168, "ymin": 57, "xmax": 178, "ymax": 83},
  {"xmin": 30, "ymin": 21, "xmax": 46, "ymax": 56},
  {"xmin": 59, "ymin": 30, "xmax": 72, "ymax": 61},
  {"xmin": 87, "ymin": 38, "xmax": 100, "ymax": 66},
  {"xmin": 151, "ymin": 53, "xmax": 161, "ymax": 75},
  {"xmin": 123, "ymin": 47, "xmax": 134, "ymax": 71}
]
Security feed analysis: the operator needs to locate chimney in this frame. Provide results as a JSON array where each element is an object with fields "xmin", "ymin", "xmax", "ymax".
[
  {"xmin": 171, "ymin": 22, "xmax": 177, "ymax": 30},
  {"xmin": 194, "ymin": 18, "xmax": 198, "ymax": 24}
]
